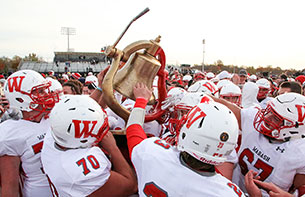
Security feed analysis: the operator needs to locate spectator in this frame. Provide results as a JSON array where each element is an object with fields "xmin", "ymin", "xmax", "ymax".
[{"xmin": 238, "ymin": 69, "xmax": 248, "ymax": 88}]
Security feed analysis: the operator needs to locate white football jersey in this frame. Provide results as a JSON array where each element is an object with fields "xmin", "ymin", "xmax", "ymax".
[
  {"xmin": 233, "ymin": 107, "xmax": 305, "ymax": 196},
  {"xmin": 41, "ymin": 132, "xmax": 111, "ymax": 197},
  {"xmin": 132, "ymin": 137, "xmax": 245, "ymax": 197},
  {"xmin": 258, "ymin": 97, "xmax": 273, "ymax": 109},
  {"xmin": 0, "ymin": 118, "xmax": 52, "ymax": 197}
]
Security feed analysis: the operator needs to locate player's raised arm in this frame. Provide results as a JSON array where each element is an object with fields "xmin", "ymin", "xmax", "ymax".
[
  {"xmin": 90, "ymin": 132, "xmax": 137, "ymax": 196},
  {"xmin": 210, "ymin": 95, "xmax": 242, "ymax": 130},
  {"xmin": 126, "ymin": 82, "xmax": 152, "ymax": 158}
]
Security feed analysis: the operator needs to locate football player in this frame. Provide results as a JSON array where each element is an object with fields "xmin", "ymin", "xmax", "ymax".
[
  {"xmin": 125, "ymin": 82, "xmax": 245, "ymax": 196},
  {"xmin": 41, "ymin": 95, "xmax": 137, "ymax": 196},
  {"xmin": 0, "ymin": 70, "xmax": 59, "ymax": 196},
  {"xmin": 213, "ymin": 92, "xmax": 305, "ymax": 196}
]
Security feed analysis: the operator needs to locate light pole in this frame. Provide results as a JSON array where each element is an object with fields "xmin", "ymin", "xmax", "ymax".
[
  {"xmin": 202, "ymin": 39, "xmax": 205, "ymax": 72},
  {"xmin": 61, "ymin": 27, "xmax": 76, "ymax": 52}
]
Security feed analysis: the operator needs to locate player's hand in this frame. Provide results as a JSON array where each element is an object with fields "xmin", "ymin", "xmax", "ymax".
[
  {"xmin": 99, "ymin": 132, "xmax": 117, "ymax": 152},
  {"xmin": 97, "ymin": 66, "xmax": 109, "ymax": 88},
  {"xmin": 133, "ymin": 83, "xmax": 152, "ymax": 101},
  {"xmin": 161, "ymin": 92, "xmax": 184, "ymax": 111},
  {"xmin": 245, "ymin": 170, "xmax": 262, "ymax": 197},
  {"xmin": 253, "ymin": 179, "xmax": 293, "ymax": 197},
  {"xmin": 0, "ymin": 96, "xmax": 9, "ymax": 117}
]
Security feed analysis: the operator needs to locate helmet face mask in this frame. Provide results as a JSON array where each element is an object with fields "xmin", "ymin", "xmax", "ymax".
[
  {"xmin": 254, "ymin": 93, "xmax": 305, "ymax": 140},
  {"xmin": 257, "ymin": 88, "xmax": 270, "ymax": 99},
  {"xmin": 168, "ymin": 92, "xmax": 211, "ymax": 135},
  {"xmin": 29, "ymin": 82, "xmax": 59, "ymax": 111},
  {"xmin": 254, "ymin": 105, "xmax": 286, "ymax": 138},
  {"xmin": 219, "ymin": 83, "xmax": 242, "ymax": 106},
  {"xmin": 222, "ymin": 95, "xmax": 240, "ymax": 105}
]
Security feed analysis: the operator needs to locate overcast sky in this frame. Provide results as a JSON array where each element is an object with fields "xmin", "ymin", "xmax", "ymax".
[{"xmin": 1, "ymin": 0, "xmax": 305, "ymax": 70}]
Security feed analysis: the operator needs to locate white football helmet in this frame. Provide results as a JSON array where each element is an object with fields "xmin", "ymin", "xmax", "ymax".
[
  {"xmin": 216, "ymin": 79, "xmax": 233, "ymax": 90},
  {"xmin": 220, "ymin": 83, "xmax": 242, "ymax": 106},
  {"xmin": 194, "ymin": 71, "xmax": 206, "ymax": 81},
  {"xmin": 254, "ymin": 93, "xmax": 305, "ymax": 140},
  {"xmin": 182, "ymin": 75, "xmax": 193, "ymax": 82},
  {"xmin": 188, "ymin": 80, "xmax": 219, "ymax": 97},
  {"xmin": 168, "ymin": 92, "xmax": 212, "ymax": 135},
  {"xmin": 4, "ymin": 70, "xmax": 58, "ymax": 113},
  {"xmin": 177, "ymin": 101, "xmax": 239, "ymax": 165},
  {"xmin": 50, "ymin": 95, "xmax": 109, "ymax": 148},
  {"xmin": 256, "ymin": 78, "xmax": 270, "ymax": 89},
  {"xmin": 46, "ymin": 77, "xmax": 64, "ymax": 98},
  {"xmin": 206, "ymin": 72, "xmax": 215, "ymax": 80},
  {"xmin": 85, "ymin": 75, "xmax": 98, "ymax": 88}
]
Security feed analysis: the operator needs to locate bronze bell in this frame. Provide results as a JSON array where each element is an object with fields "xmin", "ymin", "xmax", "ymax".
[{"xmin": 113, "ymin": 50, "xmax": 161, "ymax": 105}]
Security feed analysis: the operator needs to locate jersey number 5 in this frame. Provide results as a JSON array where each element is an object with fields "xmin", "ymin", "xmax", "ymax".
[{"xmin": 76, "ymin": 155, "xmax": 100, "ymax": 175}]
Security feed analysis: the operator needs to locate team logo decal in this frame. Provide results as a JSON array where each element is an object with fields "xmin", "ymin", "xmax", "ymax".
[{"xmin": 220, "ymin": 132, "xmax": 229, "ymax": 142}]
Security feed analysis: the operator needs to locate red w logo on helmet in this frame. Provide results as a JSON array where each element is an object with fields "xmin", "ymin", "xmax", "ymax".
[
  {"xmin": 296, "ymin": 105, "xmax": 305, "ymax": 122},
  {"xmin": 72, "ymin": 120, "xmax": 98, "ymax": 138},
  {"xmin": 203, "ymin": 82, "xmax": 216, "ymax": 94},
  {"xmin": 186, "ymin": 107, "xmax": 206, "ymax": 128},
  {"xmin": 7, "ymin": 76, "xmax": 25, "ymax": 92}
]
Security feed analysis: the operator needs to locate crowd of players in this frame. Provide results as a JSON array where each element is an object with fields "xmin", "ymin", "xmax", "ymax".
[{"xmin": 0, "ymin": 67, "xmax": 305, "ymax": 197}]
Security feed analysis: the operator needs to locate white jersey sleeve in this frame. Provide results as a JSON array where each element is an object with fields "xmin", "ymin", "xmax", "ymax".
[{"xmin": 0, "ymin": 119, "xmax": 27, "ymax": 156}]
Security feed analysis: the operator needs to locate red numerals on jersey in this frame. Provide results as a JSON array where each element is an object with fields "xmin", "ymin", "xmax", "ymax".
[
  {"xmin": 143, "ymin": 182, "xmax": 168, "ymax": 197},
  {"xmin": 32, "ymin": 141, "xmax": 44, "ymax": 154},
  {"xmin": 227, "ymin": 182, "xmax": 243, "ymax": 197},
  {"xmin": 76, "ymin": 155, "xmax": 100, "ymax": 175},
  {"xmin": 239, "ymin": 148, "xmax": 273, "ymax": 181},
  {"xmin": 154, "ymin": 139, "xmax": 170, "ymax": 149}
]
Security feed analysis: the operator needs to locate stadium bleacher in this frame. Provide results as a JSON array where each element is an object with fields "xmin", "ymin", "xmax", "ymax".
[{"xmin": 18, "ymin": 61, "xmax": 109, "ymax": 74}]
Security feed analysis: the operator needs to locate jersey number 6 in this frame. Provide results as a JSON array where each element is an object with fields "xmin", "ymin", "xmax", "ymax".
[{"xmin": 239, "ymin": 148, "xmax": 273, "ymax": 181}]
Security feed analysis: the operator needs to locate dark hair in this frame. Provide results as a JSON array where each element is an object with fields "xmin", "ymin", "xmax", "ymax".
[
  {"xmin": 63, "ymin": 79, "xmax": 83, "ymax": 95},
  {"xmin": 180, "ymin": 151, "xmax": 215, "ymax": 172},
  {"xmin": 279, "ymin": 81, "xmax": 302, "ymax": 94},
  {"xmin": 262, "ymin": 72, "xmax": 269, "ymax": 78},
  {"xmin": 279, "ymin": 74, "xmax": 288, "ymax": 81}
]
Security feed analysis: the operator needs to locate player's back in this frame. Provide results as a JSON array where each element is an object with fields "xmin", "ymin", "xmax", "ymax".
[
  {"xmin": 41, "ymin": 132, "xmax": 112, "ymax": 197},
  {"xmin": 132, "ymin": 137, "xmax": 245, "ymax": 197}
]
